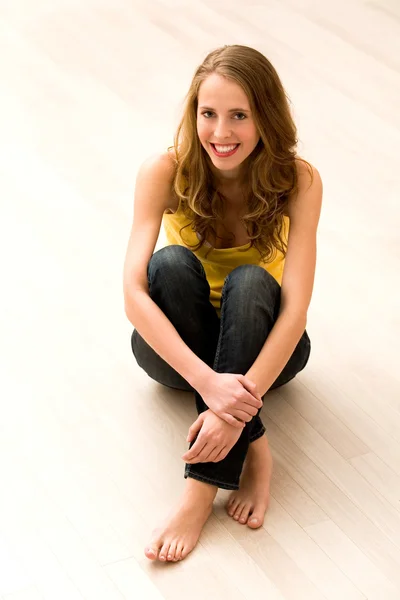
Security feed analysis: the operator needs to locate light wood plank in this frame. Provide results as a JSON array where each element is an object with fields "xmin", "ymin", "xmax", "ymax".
[{"xmin": 266, "ymin": 421, "xmax": 400, "ymax": 588}]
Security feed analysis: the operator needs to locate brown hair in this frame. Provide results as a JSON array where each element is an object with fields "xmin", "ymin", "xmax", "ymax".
[{"xmin": 169, "ymin": 44, "xmax": 312, "ymax": 261}]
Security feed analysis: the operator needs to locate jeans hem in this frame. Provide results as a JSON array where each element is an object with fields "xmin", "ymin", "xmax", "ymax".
[
  {"xmin": 184, "ymin": 468, "xmax": 239, "ymax": 491},
  {"xmin": 250, "ymin": 426, "xmax": 266, "ymax": 443}
]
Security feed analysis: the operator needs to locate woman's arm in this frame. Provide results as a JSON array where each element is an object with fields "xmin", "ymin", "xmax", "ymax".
[
  {"xmin": 125, "ymin": 153, "xmax": 262, "ymax": 424},
  {"xmin": 246, "ymin": 163, "xmax": 323, "ymax": 395},
  {"xmin": 124, "ymin": 152, "xmax": 214, "ymax": 390}
]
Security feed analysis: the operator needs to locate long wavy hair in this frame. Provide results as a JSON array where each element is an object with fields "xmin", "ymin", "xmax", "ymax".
[{"xmin": 169, "ymin": 44, "xmax": 312, "ymax": 262}]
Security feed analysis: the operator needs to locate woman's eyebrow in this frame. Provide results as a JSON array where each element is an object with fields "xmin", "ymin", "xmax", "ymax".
[{"xmin": 199, "ymin": 106, "xmax": 251, "ymax": 112}]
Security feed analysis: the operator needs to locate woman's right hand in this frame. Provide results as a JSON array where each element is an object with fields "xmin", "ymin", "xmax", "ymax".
[{"xmin": 196, "ymin": 372, "xmax": 263, "ymax": 428}]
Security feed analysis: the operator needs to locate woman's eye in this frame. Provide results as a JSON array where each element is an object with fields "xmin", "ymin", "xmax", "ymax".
[{"xmin": 200, "ymin": 111, "xmax": 247, "ymax": 120}]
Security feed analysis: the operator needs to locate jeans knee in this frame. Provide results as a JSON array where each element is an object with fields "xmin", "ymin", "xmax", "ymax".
[
  {"xmin": 224, "ymin": 264, "xmax": 280, "ymax": 303},
  {"xmin": 148, "ymin": 245, "xmax": 204, "ymax": 283}
]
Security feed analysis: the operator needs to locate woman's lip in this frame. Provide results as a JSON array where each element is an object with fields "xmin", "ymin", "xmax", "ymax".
[{"xmin": 210, "ymin": 143, "xmax": 240, "ymax": 157}]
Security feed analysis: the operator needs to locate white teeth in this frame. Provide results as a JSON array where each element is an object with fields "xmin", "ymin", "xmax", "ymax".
[{"xmin": 214, "ymin": 144, "xmax": 238, "ymax": 153}]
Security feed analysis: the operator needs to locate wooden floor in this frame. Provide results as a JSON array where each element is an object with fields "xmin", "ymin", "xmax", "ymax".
[{"xmin": 1, "ymin": 0, "xmax": 399, "ymax": 598}]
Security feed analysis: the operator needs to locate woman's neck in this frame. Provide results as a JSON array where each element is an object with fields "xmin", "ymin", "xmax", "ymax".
[{"xmin": 216, "ymin": 186, "xmax": 247, "ymax": 214}]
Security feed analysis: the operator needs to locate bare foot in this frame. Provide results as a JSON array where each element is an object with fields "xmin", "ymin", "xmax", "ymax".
[
  {"xmin": 226, "ymin": 434, "xmax": 273, "ymax": 529},
  {"xmin": 145, "ymin": 478, "xmax": 217, "ymax": 562}
]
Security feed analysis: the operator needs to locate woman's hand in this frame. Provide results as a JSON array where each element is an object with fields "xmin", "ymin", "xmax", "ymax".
[
  {"xmin": 182, "ymin": 409, "xmax": 243, "ymax": 464},
  {"xmin": 196, "ymin": 372, "xmax": 263, "ymax": 428}
]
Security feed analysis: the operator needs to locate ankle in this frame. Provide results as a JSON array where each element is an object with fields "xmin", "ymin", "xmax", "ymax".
[
  {"xmin": 249, "ymin": 434, "xmax": 269, "ymax": 453},
  {"xmin": 185, "ymin": 477, "xmax": 218, "ymax": 500}
]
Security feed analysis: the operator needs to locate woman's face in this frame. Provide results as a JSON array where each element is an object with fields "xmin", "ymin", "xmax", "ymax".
[{"xmin": 196, "ymin": 73, "xmax": 260, "ymax": 181}]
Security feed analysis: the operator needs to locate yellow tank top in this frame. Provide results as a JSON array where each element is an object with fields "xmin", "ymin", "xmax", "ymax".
[{"xmin": 162, "ymin": 200, "xmax": 290, "ymax": 317}]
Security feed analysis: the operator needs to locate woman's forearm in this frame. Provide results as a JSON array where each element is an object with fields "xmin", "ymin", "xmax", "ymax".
[
  {"xmin": 125, "ymin": 290, "xmax": 214, "ymax": 391},
  {"xmin": 246, "ymin": 311, "xmax": 307, "ymax": 396}
]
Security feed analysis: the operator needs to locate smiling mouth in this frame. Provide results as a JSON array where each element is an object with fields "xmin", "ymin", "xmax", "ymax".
[{"xmin": 210, "ymin": 143, "xmax": 240, "ymax": 157}]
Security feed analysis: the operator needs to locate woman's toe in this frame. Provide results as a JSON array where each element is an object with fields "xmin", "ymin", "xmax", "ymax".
[
  {"xmin": 227, "ymin": 498, "xmax": 239, "ymax": 516},
  {"xmin": 233, "ymin": 503, "xmax": 244, "ymax": 520},
  {"xmin": 238, "ymin": 504, "xmax": 252, "ymax": 524},
  {"xmin": 227, "ymin": 494, "xmax": 236, "ymax": 509},
  {"xmin": 144, "ymin": 544, "xmax": 160, "ymax": 560},
  {"xmin": 145, "ymin": 532, "xmax": 162, "ymax": 560},
  {"xmin": 158, "ymin": 542, "xmax": 170, "ymax": 561},
  {"xmin": 181, "ymin": 545, "xmax": 189, "ymax": 560},
  {"xmin": 175, "ymin": 541, "xmax": 184, "ymax": 561},
  {"xmin": 167, "ymin": 540, "xmax": 177, "ymax": 562},
  {"xmin": 248, "ymin": 507, "xmax": 265, "ymax": 529}
]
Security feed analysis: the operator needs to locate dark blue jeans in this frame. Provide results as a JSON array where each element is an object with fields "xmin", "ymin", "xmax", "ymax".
[{"xmin": 131, "ymin": 245, "xmax": 311, "ymax": 490}]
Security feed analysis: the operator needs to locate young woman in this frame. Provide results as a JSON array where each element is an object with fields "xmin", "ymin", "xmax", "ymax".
[{"xmin": 123, "ymin": 44, "xmax": 323, "ymax": 564}]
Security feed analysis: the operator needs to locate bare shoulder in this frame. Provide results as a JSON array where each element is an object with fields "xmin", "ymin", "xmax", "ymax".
[
  {"xmin": 137, "ymin": 148, "xmax": 178, "ymax": 212},
  {"xmin": 295, "ymin": 158, "xmax": 322, "ymax": 192},
  {"xmin": 138, "ymin": 148, "xmax": 177, "ymax": 184},
  {"xmin": 287, "ymin": 158, "xmax": 323, "ymax": 220}
]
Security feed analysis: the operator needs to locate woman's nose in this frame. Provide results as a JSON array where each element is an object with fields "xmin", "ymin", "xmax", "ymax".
[{"xmin": 214, "ymin": 120, "xmax": 232, "ymax": 139}]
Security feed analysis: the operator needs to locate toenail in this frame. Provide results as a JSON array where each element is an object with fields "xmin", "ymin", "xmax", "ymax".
[
  {"xmin": 240, "ymin": 518, "xmax": 246, "ymax": 523},
  {"xmin": 250, "ymin": 518, "xmax": 258, "ymax": 524},
  {"xmin": 168, "ymin": 555, "xmax": 172, "ymax": 559}
]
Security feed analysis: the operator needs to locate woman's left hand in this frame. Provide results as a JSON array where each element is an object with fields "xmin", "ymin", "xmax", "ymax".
[{"xmin": 182, "ymin": 409, "xmax": 243, "ymax": 464}]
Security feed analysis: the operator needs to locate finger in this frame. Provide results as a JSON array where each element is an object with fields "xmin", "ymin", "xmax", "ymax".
[
  {"xmin": 187, "ymin": 414, "xmax": 204, "ymax": 443},
  {"xmin": 237, "ymin": 376, "xmax": 263, "ymax": 407},
  {"xmin": 233, "ymin": 409, "xmax": 254, "ymax": 423},
  {"xmin": 238, "ymin": 375, "xmax": 263, "ymax": 399},
  {"xmin": 244, "ymin": 390, "xmax": 263, "ymax": 410},
  {"xmin": 224, "ymin": 413, "xmax": 247, "ymax": 429},
  {"xmin": 241, "ymin": 390, "xmax": 263, "ymax": 411},
  {"xmin": 212, "ymin": 446, "xmax": 228, "ymax": 463},
  {"xmin": 237, "ymin": 401, "xmax": 259, "ymax": 418},
  {"xmin": 182, "ymin": 438, "xmax": 207, "ymax": 461},
  {"xmin": 203, "ymin": 445, "xmax": 223, "ymax": 463},
  {"xmin": 187, "ymin": 442, "xmax": 214, "ymax": 464}
]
